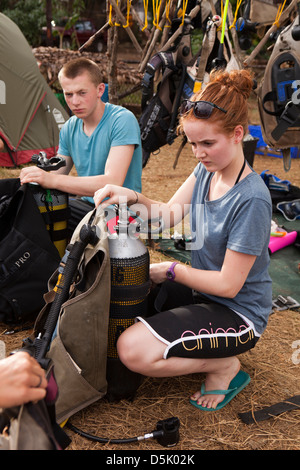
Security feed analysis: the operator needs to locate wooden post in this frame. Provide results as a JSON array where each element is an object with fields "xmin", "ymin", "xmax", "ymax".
[
  {"xmin": 79, "ymin": 22, "xmax": 110, "ymax": 52},
  {"xmin": 160, "ymin": 3, "xmax": 201, "ymax": 52},
  {"xmin": 107, "ymin": 25, "xmax": 119, "ymax": 104}
]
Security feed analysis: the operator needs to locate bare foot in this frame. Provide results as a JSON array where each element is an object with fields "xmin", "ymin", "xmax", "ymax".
[{"xmin": 190, "ymin": 356, "xmax": 240, "ymax": 409}]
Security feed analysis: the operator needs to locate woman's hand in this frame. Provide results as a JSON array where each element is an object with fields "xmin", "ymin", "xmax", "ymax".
[
  {"xmin": 150, "ymin": 262, "xmax": 175, "ymax": 285},
  {"xmin": 94, "ymin": 184, "xmax": 137, "ymax": 209}
]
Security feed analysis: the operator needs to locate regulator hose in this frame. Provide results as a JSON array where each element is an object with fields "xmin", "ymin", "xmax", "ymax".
[{"xmin": 67, "ymin": 416, "xmax": 180, "ymax": 447}]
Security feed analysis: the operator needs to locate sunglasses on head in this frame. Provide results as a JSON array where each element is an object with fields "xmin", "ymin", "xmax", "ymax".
[{"xmin": 180, "ymin": 100, "xmax": 227, "ymax": 119}]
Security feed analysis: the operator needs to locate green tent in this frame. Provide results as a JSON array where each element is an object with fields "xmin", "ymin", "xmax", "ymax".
[{"xmin": 0, "ymin": 13, "xmax": 68, "ymax": 167}]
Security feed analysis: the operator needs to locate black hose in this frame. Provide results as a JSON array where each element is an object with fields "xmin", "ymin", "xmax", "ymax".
[
  {"xmin": 67, "ymin": 423, "xmax": 144, "ymax": 444},
  {"xmin": 34, "ymin": 239, "xmax": 89, "ymax": 364},
  {"xmin": 32, "ymin": 217, "xmax": 99, "ymax": 368},
  {"xmin": 67, "ymin": 416, "xmax": 180, "ymax": 447}
]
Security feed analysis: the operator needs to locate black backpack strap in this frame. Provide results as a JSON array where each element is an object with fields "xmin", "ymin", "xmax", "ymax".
[
  {"xmin": 271, "ymin": 101, "xmax": 300, "ymax": 140},
  {"xmin": 141, "ymin": 52, "xmax": 177, "ymax": 110},
  {"xmin": 262, "ymin": 90, "xmax": 282, "ymax": 116},
  {"xmin": 167, "ymin": 64, "xmax": 187, "ymax": 145}
]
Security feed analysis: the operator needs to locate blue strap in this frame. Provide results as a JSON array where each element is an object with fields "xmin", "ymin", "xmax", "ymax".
[
  {"xmin": 200, "ymin": 383, "xmax": 237, "ymax": 396},
  {"xmin": 260, "ymin": 170, "xmax": 291, "ymax": 189}
]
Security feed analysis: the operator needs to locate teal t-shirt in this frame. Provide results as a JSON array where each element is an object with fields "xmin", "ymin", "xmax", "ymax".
[{"xmin": 58, "ymin": 102, "xmax": 142, "ymax": 203}]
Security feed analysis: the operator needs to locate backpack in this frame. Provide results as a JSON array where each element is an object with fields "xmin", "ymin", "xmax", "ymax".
[
  {"xmin": 139, "ymin": 14, "xmax": 240, "ymax": 168},
  {"xmin": 27, "ymin": 208, "xmax": 111, "ymax": 424},
  {"xmin": 139, "ymin": 50, "xmax": 187, "ymax": 166},
  {"xmin": 257, "ymin": 14, "xmax": 300, "ymax": 167},
  {"xmin": 139, "ymin": 16, "xmax": 197, "ymax": 167},
  {"xmin": 0, "ymin": 179, "xmax": 61, "ymax": 324}
]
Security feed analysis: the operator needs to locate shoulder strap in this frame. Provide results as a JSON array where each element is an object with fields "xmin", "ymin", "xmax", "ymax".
[
  {"xmin": 141, "ymin": 52, "xmax": 177, "ymax": 110},
  {"xmin": 271, "ymin": 101, "xmax": 300, "ymax": 140}
]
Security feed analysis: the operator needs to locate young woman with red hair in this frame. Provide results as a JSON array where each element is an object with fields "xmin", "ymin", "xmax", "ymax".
[{"xmin": 94, "ymin": 68, "xmax": 272, "ymax": 411}]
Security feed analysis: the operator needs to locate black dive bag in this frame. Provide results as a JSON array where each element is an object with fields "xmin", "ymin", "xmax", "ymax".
[{"xmin": 0, "ymin": 178, "xmax": 60, "ymax": 324}]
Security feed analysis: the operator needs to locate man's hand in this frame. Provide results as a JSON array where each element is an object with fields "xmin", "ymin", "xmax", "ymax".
[{"xmin": 19, "ymin": 166, "xmax": 54, "ymax": 189}]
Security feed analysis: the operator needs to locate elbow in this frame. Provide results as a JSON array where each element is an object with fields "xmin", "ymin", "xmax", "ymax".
[
  {"xmin": 225, "ymin": 288, "xmax": 239, "ymax": 299},
  {"xmin": 222, "ymin": 284, "xmax": 242, "ymax": 299},
  {"xmin": 192, "ymin": 269, "xmax": 244, "ymax": 299},
  {"xmin": 217, "ymin": 281, "xmax": 242, "ymax": 299}
]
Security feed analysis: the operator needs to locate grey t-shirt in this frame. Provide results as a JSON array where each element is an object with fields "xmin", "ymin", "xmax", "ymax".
[{"xmin": 190, "ymin": 163, "xmax": 272, "ymax": 335}]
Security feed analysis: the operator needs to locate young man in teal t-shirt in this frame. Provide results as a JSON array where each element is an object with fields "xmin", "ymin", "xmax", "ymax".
[{"xmin": 20, "ymin": 58, "xmax": 142, "ymax": 233}]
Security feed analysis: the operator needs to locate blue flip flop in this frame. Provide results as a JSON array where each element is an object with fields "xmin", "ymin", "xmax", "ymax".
[{"xmin": 189, "ymin": 370, "xmax": 251, "ymax": 411}]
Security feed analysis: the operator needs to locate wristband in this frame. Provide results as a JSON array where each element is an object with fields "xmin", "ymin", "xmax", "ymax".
[{"xmin": 166, "ymin": 261, "xmax": 178, "ymax": 282}]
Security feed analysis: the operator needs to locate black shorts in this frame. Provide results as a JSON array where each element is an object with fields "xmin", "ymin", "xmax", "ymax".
[
  {"xmin": 68, "ymin": 197, "xmax": 95, "ymax": 236},
  {"xmin": 139, "ymin": 281, "xmax": 259, "ymax": 360}
]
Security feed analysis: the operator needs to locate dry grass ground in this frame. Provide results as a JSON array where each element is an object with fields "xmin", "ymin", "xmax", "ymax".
[
  {"xmin": 1, "ymin": 134, "xmax": 299, "ymax": 452},
  {"xmin": 0, "ymin": 86, "xmax": 299, "ymax": 452}
]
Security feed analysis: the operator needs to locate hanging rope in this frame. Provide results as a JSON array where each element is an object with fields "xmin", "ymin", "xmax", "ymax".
[
  {"xmin": 229, "ymin": 0, "xmax": 243, "ymax": 29},
  {"xmin": 108, "ymin": 2, "xmax": 115, "ymax": 26},
  {"xmin": 217, "ymin": 0, "xmax": 224, "ymax": 32},
  {"xmin": 177, "ymin": 0, "xmax": 189, "ymax": 27},
  {"xmin": 109, "ymin": 0, "xmax": 132, "ymax": 28},
  {"xmin": 142, "ymin": 0, "xmax": 149, "ymax": 31},
  {"xmin": 273, "ymin": 0, "xmax": 287, "ymax": 27},
  {"xmin": 109, "ymin": 0, "xmax": 120, "ymax": 26},
  {"xmin": 153, "ymin": 0, "xmax": 163, "ymax": 30},
  {"xmin": 123, "ymin": 0, "xmax": 132, "ymax": 28},
  {"xmin": 164, "ymin": 0, "xmax": 172, "ymax": 28}
]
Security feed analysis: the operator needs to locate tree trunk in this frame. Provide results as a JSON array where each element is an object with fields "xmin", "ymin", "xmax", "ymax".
[{"xmin": 46, "ymin": 0, "xmax": 53, "ymax": 46}]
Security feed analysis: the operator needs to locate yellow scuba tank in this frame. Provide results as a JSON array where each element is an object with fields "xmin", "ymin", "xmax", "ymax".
[{"xmin": 29, "ymin": 152, "xmax": 69, "ymax": 258}]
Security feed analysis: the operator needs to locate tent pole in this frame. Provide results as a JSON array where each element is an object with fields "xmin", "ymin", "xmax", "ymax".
[{"xmin": 0, "ymin": 137, "xmax": 17, "ymax": 167}]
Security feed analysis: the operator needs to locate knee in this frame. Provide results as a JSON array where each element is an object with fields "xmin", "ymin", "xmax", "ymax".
[{"xmin": 116, "ymin": 329, "xmax": 140, "ymax": 372}]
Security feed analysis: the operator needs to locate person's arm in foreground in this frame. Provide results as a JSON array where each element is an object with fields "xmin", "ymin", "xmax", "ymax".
[
  {"xmin": 94, "ymin": 177, "xmax": 257, "ymax": 300},
  {"xmin": 0, "ymin": 352, "xmax": 47, "ymax": 408},
  {"xmin": 94, "ymin": 171, "xmax": 197, "ymax": 228}
]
